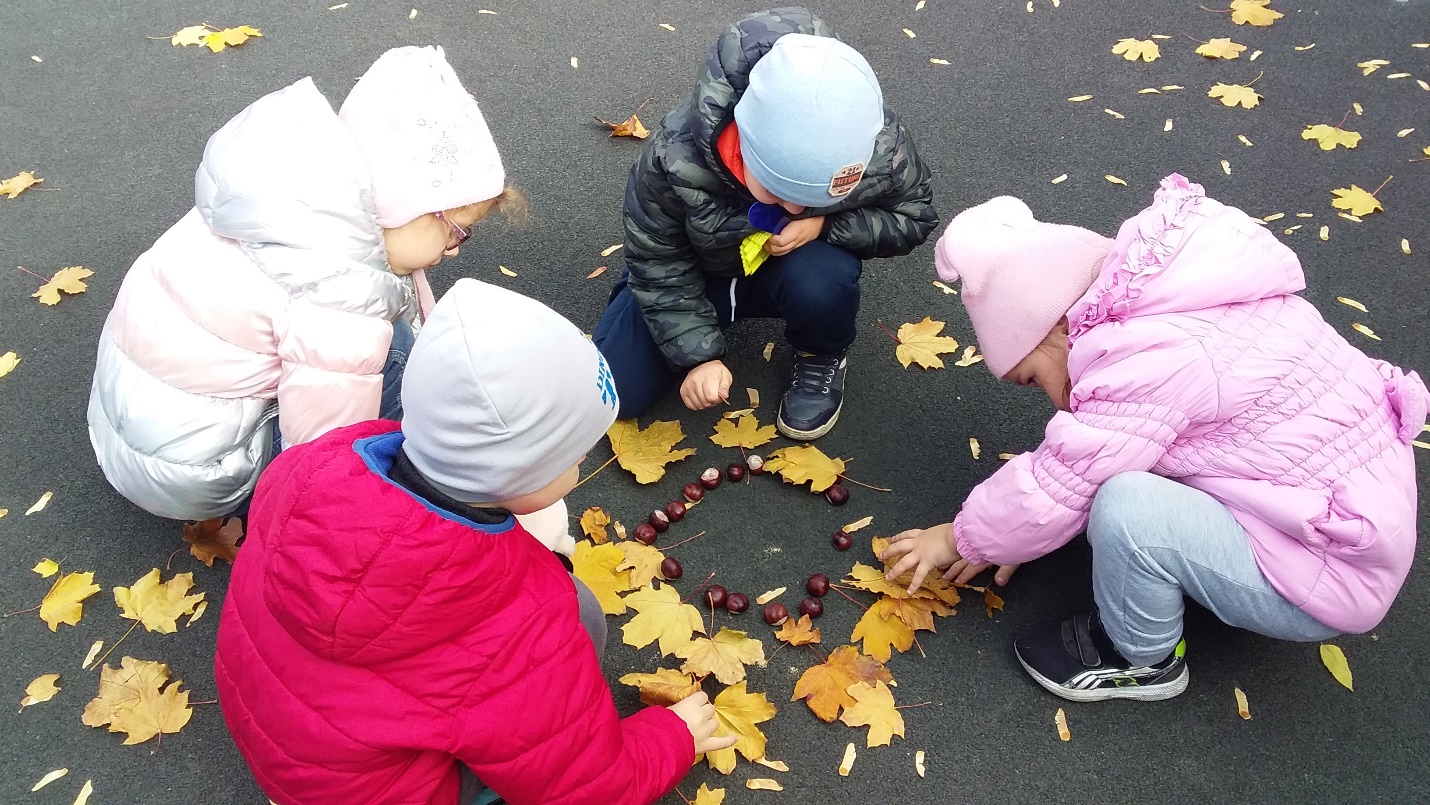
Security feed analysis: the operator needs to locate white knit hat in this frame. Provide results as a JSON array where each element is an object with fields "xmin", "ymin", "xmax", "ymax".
[
  {"xmin": 338, "ymin": 46, "xmax": 505, "ymax": 228},
  {"xmin": 401, "ymin": 279, "xmax": 620, "ymax": 503}
]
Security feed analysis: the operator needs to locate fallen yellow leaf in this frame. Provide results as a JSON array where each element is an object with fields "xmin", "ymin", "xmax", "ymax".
[
  {"xmin": 1197, "ymin": 37, "xmax": 1246, "ymax": 59},
  {"xmin": 1386, "ymin": 72, "xmax": 1411, "ymax": 79},
  {"xmin": 81, "ymin": 640, "xmax": 104, "ymax": 670},
  {"xmin": 0, "ymin": 170, "xmax": 43, "ymax": 198},
  {"xmin": 754, "ymin": 757, "xmax": 789, "ymax": 772},
  {"xmin": 1294, "ymin": 43, "xmax": 1315, "ymax": 51},
  {"xmin": 40, "ymin": 571, "xmax": 101, "ymax": 631},
  {"xmin": 916, "ymin": 749, "xmax": 927, "ymax": 776},
  {"xmin": 1238, "ymin": 134, "xmax": 1254, "ymax": 146},
  {"xmin": 1397, "ymin": 128, "xmax": 1415, "ymax": 137},
  {"xmin": 1319, "ymin": 644, "xmax": 1353, "ymax": 690},
  {"xmin": 114, "ymin": 569, "xmax": 205, "ymax": 634},
  {"xmin": 843, "ymin": 515, "xmax": 874, "ymax": 533},
  {"xmin": 756, "ymin": 587, "xmax": 787, "ymax": 605},
  {"xmin": 764, "ymin": 444, "xmax": 846, "ymax": 493},
  {"xmin": 30, "ymin": 768, "xmax": 68, "ymax": 792},
  {"xmin": 1221, "ymin": 160, "xmax": 1232, "ymax": 175},
  {"xmin": 571, "ymin": 541, "xmax": 634, "ymax": 615},
  {"xmin": 851, "ymin": 598, "xmax": 916, "ymax": 662},
  {"xmin": 932, "ymin": 280, "xmax": 957, "ymax": 294},
  {"xmin": 579, "ymin": 506, "xmax": 611, "ymax": 543},
  {"xmin": 1336, "ymin": 297, "xmax": 1367, "ymax": 312},
  {"xmin": 74, "ymin": 779, "xmax": 94, "ymax": 805},
  {"xmin": 1112, "ymin": 37, "xmax": 1160, "ymax": 62},
  {"xmin": 618, "ymin": 668, "xmax": 701, "ymax": 706},
  {"xmin": 32, "ymin": 266, "xmax": 94, "ymax": 306},
  {"xmin": 203, "ymin": 25, "xmax": 262, "ymax": 53},
  {"xmin": 929, "ymin": 58, "xmax": 950, "ymax": 65},
  {"xmin": 26, "ymin": 490, "xmax": 54, "ymax": 514},
  {"xmin": 1320, "ymin": 225, "xmax": 1329, "ymax": 241},
  {"xmin": 677, "ymin": 628, "xmax": 766, "ymax": 685},
  {"xmin": 746, "ymin": 779, "xmax": 783, "ymax": 791},
  {"xmin": 1302, "ymin": 124, "xmax": 1361, "ymax": 150},
  {"xmin": 1234, "ymin": 686, "xmax": 1252, "ymax": 719},
  {"xmin": 497, "ymin": 265, "xmax": 518, "ymax": 277},
  {"xmin": 1067, "ymin": 94, "xmax": 1094, "ymax": 102},
  {"xmin": 1105, "ymin": 174, "xmax": 1127, "ymax": 185},
  {"xmin": 840, "ymin": 680, "xmax": 905, "ymax": 747},
  {"xmin": 169, "ymin": 25, "xmax": 210, "ymax": 46},
  {"xmin": 773, "ymin": 614, "xmax": 821, "ymax": 646},
  {"xmin": 621, "ymin": 583, "xmax": 705, "ymax": 656},
  {"xmin": 1164, "ymin": 118, "xmax": 1174, "ymax": 131},
  {"xmin": 691, "ymin": 783, "xmax": 726, "ymax": 805},
  {"xmin": 1209, "ymin": 82, "xmax": 1261, "ymax": 109},
  {"xmin": 710, "ymin": 415, "xmax": 778, "ymax": 449},
  {"xmin": 82, "ymin": 656, "xmax": 193, "ymax": 745},
  {"xmin": 894, "ymin": 317, "xmax": 959, "ymax": 369},
  {"xmin": 1104, "ymin": 108, "xmax": 1125, "ymax": 119},
  {"xmin": 607, "ymin": 418, "xmax": 696, "ymax": 483},
  {"xmin": 792, "ymin": 644, "xmax": 895, "ymax": 722},
  {"xmin": 1357, "ymin": 59, "xmax": 1389, "ymax": 75},
  {"xmin": 20, "ymin": 673, "xmax": 61, "ymax": 710},
  {"xmin": 1229, "ymin": 0, "xmax": 1282, "ymax": 26},
  {"xmin": 970, "ymin": 437, "xmax": 981, "ymax": 459},
  {"xmin": 1331, "ymin": 184, "xmax": 1385, "ymax": 216},
  {"xmin": 0, "ymin": 351, "xmax": 18, "ymax": 378},
  {"xmin": 32, "ymin": 558, "xmax": 59, "ymax": 578},
  {"xmin": 187, "ymin": 600, "xmax": 208, "ymax": 626},
  {"xmin": 702, "ymin": 681, "xmax": 776, "ymax": 773},
  {"xmin": 1352, "ymin": 323, "xmax": 1380, "ymax": 341},
  {"xmin": 586, "ymin": 265, "xmax": 607, "ymax": 279}
]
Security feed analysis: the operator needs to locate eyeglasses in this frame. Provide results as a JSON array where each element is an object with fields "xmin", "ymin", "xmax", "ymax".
[{"xmin": 433, "ymin": 211, "xmax": 471, "ymax": 249}]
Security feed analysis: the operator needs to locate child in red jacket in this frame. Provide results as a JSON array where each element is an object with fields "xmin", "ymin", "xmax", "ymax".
[{"xmin": 216, "ymin": 278, "xmax": 733, "ymax": 805}]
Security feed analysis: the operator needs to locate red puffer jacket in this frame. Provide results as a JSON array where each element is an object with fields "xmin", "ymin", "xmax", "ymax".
[{"xmin": 215, "ymin": 421, "xmax": 693, "ymax": 804}]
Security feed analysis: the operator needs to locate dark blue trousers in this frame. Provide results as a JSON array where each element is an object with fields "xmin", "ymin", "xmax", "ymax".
[{"xmin": 592, "ymin": 240, "xmax": 861, "ymax": 418}]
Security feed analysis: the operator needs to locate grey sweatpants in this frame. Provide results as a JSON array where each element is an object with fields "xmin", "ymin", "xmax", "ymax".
[
  {"xmin": 1090, "ymin": 472, "xmax": 1340, "ymax": 666},
  {"xmin": 456, "ymin": 574, "xmax": 606, "ymax": 805}
]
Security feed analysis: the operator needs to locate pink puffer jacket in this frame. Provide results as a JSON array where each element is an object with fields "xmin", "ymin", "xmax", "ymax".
[
  {"xmin": 954, "ymin": 175, "xmax": 1426, "ymax": 633},
  {"xmin": 86, "ymin": 78, "xmax": 434, "ymax": 521}
]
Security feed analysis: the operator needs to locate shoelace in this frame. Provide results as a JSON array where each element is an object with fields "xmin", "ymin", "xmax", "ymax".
[{"xmin": 789, "ymin": 355, "xmax": 841, "ymax": 394}]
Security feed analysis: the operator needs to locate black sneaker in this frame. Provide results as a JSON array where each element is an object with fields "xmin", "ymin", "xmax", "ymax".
[
  {"xmin": 1013, "ymin": 612, "xmax": 1189, "ymax": 702},
  {"xmin": 777, "ymin": 351, "xmax": 847, "ymax": 440}
]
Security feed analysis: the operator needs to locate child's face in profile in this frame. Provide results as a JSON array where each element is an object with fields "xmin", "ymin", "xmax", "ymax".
[
  {"xmin": 383, "ymin": 206, "xmax": 485, "ymax": 276},
  {"xmin": 1004, "ymin": 321, "xmax": 1073, "ymax": 412},
  {"xmin": 743, "ymin": 167, "xmax": 807, "ymax": 215}
]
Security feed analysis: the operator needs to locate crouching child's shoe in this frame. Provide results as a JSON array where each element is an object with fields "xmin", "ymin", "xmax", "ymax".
[
  {"xmin": 777, "ymin": 351, "xmax": 847, "ymax": 440},
  {"xmin": 1013, "ymin": 611, "xmax": 1189, "ymax": 702}
]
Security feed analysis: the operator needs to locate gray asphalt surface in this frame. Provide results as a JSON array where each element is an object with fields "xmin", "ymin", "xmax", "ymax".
[{"xmin": 2, "ymin": 1, "xmax": 1428, "ymax": 803}]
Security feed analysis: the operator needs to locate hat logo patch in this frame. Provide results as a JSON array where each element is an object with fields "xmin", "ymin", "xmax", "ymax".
[
  {"xmin": 596, "ymin": 354, "xmax": 618, "ymax": 409},
  {"xmin": 828, "ymin": 163, "xmax": 865, "ymax": 197}
]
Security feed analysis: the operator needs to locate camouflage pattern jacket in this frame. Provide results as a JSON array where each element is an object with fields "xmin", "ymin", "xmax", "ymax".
[{"xmin": 622, "ymin": 7, "xmax": 939, "ymax": 370}]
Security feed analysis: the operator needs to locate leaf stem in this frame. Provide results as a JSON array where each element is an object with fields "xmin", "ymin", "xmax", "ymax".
[
  {"xmin": 164, "ymin": 546, "xmax": 186, "ymax": 572},
  {"xmin": 1198, "ymin": 4, "xmax": 1230, "ymax": 12},
  {"xmin": 1183, "ymin": 33, "xmax": 1210, "ymax": 44},
  {"xmin": 92, "ymin": 621, "xmax": 139, "ymax": 669},
  {"xmin": 1335, "ymin": 109, "xmax": 1353, "ymax": 129},
  {"xmin": 571, "ymin": 454, "xmax": 618, "ymax": 490},
  {"xmin": 663, "ymin": 530, "xmax": 708, "ymax": 551},
  {"xmin": 894, "ymin": 700, "xmax": 934, "ymax": 710},
  {"xmin": 14, "ymin": 265, "xmax": 48, "ymax": 283},
  {"xmin": 2, "ymin": 604, "xmax": 42, "ymax": 617},
  {"xmin": 838, "ymin": 474, "xmax": 893, "ymax": 493},
  {"xmin": 1371, "ymin": 174, "xmax": 1394, "ymax": 196},
  {"xmin": 1245, "ymin": 70, "xmax": 1265, "ymax": 86},
  {"xmin": 874, "ymin": 318, "xmax": 903, "ymax": 344},
  {"xmin": 189, "ymin": 699, "xmax": 219, "ymax": 705},
  {"xmin": 806, "ymin": 643, "xmax": 829, "ymax": 665},
  {"xmin": 828, "ymin": 584, "xmax": 871, "ymax": 612},
  {"xmin": 678, "ymin": 570, "xmax": 718, "ymax": 604},
  {"xmin": 675, "ymin": 789, "xmax": 694, "ymax": 805}
]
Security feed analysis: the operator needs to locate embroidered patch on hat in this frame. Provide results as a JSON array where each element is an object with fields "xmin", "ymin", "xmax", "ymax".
[{"xmin": 828, "ymin": 163, "xmax": 865, "ymax": 197}]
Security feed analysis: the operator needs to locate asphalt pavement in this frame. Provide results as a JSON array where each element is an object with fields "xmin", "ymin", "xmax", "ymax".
[{"xmin": 2, "ymin": 0, "xmax": 1428, "ymax": 803}]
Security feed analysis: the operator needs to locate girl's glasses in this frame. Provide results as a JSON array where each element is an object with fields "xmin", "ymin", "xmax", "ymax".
[{"xmin": 433, "ymin": 211, "xmax": 471, "ymax": 248}]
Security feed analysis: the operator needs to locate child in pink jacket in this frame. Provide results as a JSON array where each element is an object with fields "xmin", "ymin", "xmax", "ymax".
[
  {"xmin": 884, "ymin": 174, "xmax": 1426, "ymax": 702},
  {"xmin": 87, "ymin": 46, "xmax": 520, "ymax": 521}
]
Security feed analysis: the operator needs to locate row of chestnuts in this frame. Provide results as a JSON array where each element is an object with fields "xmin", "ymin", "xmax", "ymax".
[{"xmin": 703, "ymin": 585, "xmax": 750, "ymax": 614}]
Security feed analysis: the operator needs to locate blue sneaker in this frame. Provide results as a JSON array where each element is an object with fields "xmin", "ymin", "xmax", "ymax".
[
  {"xmin": 1014, "ymin": 612, "xmax": 1189, "ymax": 702},
  {"xmin": 777, "ymin": 351, "xmax": 847, "ymax": 441}
]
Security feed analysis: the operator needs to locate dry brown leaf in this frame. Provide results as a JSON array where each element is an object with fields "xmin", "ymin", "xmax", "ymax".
[
  {"xmin": 894, "ymin": 317, "xmax": 958, "ymax": 369},
  {"xmin": 618, "ymin": 668, "xmax": 701, "ymax": 706},
  {"xmin": 572, "ymin": 541, "xmax": 634, "ymax": 615},
  {"xmin": 792, "ymin": 645, "xmax": 894, "ymax": 722},
  {"xmin": 954, "ymin": 345, "xmax": 984, "ymax": 367},
  {"xmin": 710, "ymin": 415, "xmax": 778, "ymax": 449},
  {"xmin": 746, "ymin": 387, "xmax": 760, "ymax": 408},
  {"xmin": 1, "ymin": 170, "xmax": 43, "ymax": 198},
  {"xmin": 586, "ymin": 265, "xmax": 608, "ymax": 279},
  {"xmin": 984, "ymin": 586, "xmax": 1006, "ymax": 618},
  {"xmin": 840, "ymin": 680, "xmax": 905, "ymax": 747},
  {"xmin": 40, "ymin": 571, "xmax": 101, "ymax": 631},
  {"xmin": 702, "ymin": 682, "xmax": 776, "ymax": 773},
  {"xmin": 32, "ymin": 267, "xmax": 93, "ymax": 306},
  {"xmin": 621, "ymin": 583, "xmax": 705, "ymax": 656},
  {"xmin": 20, "ymin": 673, "xmax": 61, "ymax": 710},
  {"xmin": 579, "ymin": 507, "xmax": 611, "ymax": 543},
  {"xmin": 82, "ymin": 656, "xmax": 192, "ymax": 745},
  {"xmin": 764, "ymin": 444, "xmax": 846, "ymax": 493},
  {"xmin": 677, "ymin": 628, "xmax": 766, "ymax": 685},
  {"xmin": 773, "ymin": 614, "xmax": 821, "ymax": 646},
  {"xmin": 182, "ymin": 517, "xmax": 243, "ymax": 566},
  {"xmin": 595, "ymin": 111, "xmax": 650, "ymax": 139},
  {"xmin": 607, "ymin": 419, "xmax": 696, "ymax": 483}
]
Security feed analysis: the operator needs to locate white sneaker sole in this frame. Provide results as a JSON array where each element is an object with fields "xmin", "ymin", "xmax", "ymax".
[
  {"xmin": 777, "ymin": 403, "xmax": 842, "ymax": 441},
  {"xmin": 1018, "ymin": 654, "xmax": 1190, "ymax": 702}
]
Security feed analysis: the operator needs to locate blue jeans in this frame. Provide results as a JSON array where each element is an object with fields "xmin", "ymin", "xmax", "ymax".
[
  {"xmin": 592, "ymin": 240, "xmax": 862, "ymax": 418},
  {"xmin": 1090, "ymin": 472, "xmax": 1340, "ymax": 666}
]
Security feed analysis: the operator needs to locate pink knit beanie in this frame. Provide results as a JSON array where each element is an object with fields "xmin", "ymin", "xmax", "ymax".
[
  {"xmin": 339, "ymin": 46, "xmax": 505, "ymax": 228},
  {"xmin": 935, "ymin": 197, "xmax": 1113, "ymax": 379}
]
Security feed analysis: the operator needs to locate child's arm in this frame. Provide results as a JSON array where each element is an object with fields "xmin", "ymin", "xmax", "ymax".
[
  {"xmin": 822, "ymin": 122, "xmax": 938, "ymax": 259},
  {"xmin": 274, "ymin": 302, "xmax": 393, "ymax": 445},
  {"xmin": 622, "ymin": 147, "xmax": 725, "ymax": 370}
]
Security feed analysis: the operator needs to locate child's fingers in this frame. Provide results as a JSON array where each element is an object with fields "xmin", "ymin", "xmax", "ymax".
[
  {"xmin": 954, "ymin": 561, "xmax": 988, "ymax": 586},
  {"xmin": 886, "ymin": 528, "xmax": 923, "ymax": 544},
  {"xmin": 994, "ymin": 564, "xmax": 1019, "ymax": 586},
  {"xmin": 906, "ymin": 562, "xmax": 931, "ymax": 596},
  {"xmin": 884, "ymin": 551, "xmax": 920, "ymax": 582},
  {"xmin": 878, "ymin": 540, "xmax": 915, "ymax": 564}
]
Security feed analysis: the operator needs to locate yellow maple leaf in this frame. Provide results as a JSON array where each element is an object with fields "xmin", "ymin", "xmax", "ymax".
[
  {"xmin": 1196, "ymin": 38, "xmax": 1246, "ymax": 59},
  {"xmin": 169, "ymin": 25, "xmax": 210, "ymax": 46},
  {"xmin": 39, "ymin": 570, "xmax": 101, "ymax": 631},
  {"xmin": 1112, "ymin": 37, "xmax": 1161, "ymax": 62},
  {"xmin": 20, "ymin": 673, "xmax": 61, "ymax": 710},
  {"xmin": 894, "ymin": 317, "xmax": 959, "ymax": 369},
  {"xmin": 676, "ymin": 627, "xmax": 766, "ymax": 685},
  {"xmin": 614, "ymin": 540, "xmax": 666, "ymax": 588},
  {"xmin": 1229, "ymin": 0, "xmax": 1283, "ymax": 26},
  {"xmin": 32, "ymin": 558, "xmax": 59, "ymax": 578},
  {"xmin": 618, "ymin": 668, "xmax": 702, "ymax": 706},
  {"xmin": 1302, "ymin": 124, "xmax": 1361, "ymax": 151},
  {"xmin": 606, "ymin": 419, "xmax": 696, "ymax": 484},
  {"xmin": 31, "ymin": 266, "xmax": 94, "ymax": 306},
  {"xmin": 0, "ymin": 170, "xmax": 42, "ymax": 198},
  {"xmin": 702, "ymin": 682, "xmax": 776, "ymax": 774},
  {"xmin": 773, "ymin": 614, "xmax": 821, "ymax": 646},
  {"xmin": 691, "ymin": 783, "xmax": 726, "ymax": 805},
  {"xmin": 851, "ymin": 597, "xmax": 915, "ymax": 662},
  {"xmin": 0, "ymin": 350, "xmax": 19, "ymax": 378},
  {"xmin": 579, "ymin": 507, "xmax": 611, "ymax": 543},
  {"xmin": 792, "ymin": 645, "xmax": 895, "ymax": 722},
  {"xmin": 203, "ymin": 25, "xmax": 262, "ymax": 53},
  {"xmin": 114, "ymin": 569, "xmax": 205, "ymax": 634},
  {"xmin": 839, "ymin": 680, "xmax": 905, "ymax": 747},
  {"xmin": 1330, "ymin": 185, "xmax": 1384, "ymax": 217},
  {"xmin": 81, "ymin": 657, "xmax": 192, "ymax": 745},
  {"xmin": 881, "ymin": 596, "xmax": 953, "ymax": 632},
  {"xmin": 572, "ymin": 541, "xmax": 634, "ymax": 615},
  {"xmin": 621, "ymin": 583, "xmax": 705, "ymax": 656},
  {"xmin": 764, "ymin": 444, "xmax": 846, "ymax": 493},
  {"xmin": 1208, "ymin": 82, "xmax": 1261, "ymax": 109},
  {"xmin": 710, "ymin": 415, "xmax": 777, "ymax": 449},
  {"xmin": 844, "ymin": 562, "xmax": 961, "ymax": 606}
]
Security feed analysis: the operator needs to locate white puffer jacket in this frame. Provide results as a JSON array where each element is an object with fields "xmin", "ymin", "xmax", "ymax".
[{"xmin": 87, "ymin": 78, "xmax": 423, "ymax": 520}]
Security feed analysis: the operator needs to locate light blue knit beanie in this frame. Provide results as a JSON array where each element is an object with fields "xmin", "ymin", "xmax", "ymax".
[{"xmin": 733, "ymin": 33, "xmax": 884, "ymax": 209}]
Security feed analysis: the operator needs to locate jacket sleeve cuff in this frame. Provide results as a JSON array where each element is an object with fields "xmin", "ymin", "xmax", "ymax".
[{"xmin": 953, "ymin": 514, "xmax": 989, "ymax": 567}]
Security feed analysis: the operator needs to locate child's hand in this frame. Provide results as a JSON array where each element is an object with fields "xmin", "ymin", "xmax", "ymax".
[
  {"xmin": 881, "ymin": 522, "xmax": 960, "ymax": 595},
  {"xmin": 942, "ymin": 559, "xmax": 1020, "ymax": 587},
  {"xmin": 765, "ymin": 216, "xmax": 825, "ymax": 256},
  {"xmin": 681, "ymin": 360, "xmax": 732, "ymax": 410},
  {"xmin": 669, "ymin": 691, "xmax": 738, "ymax": 754}
]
